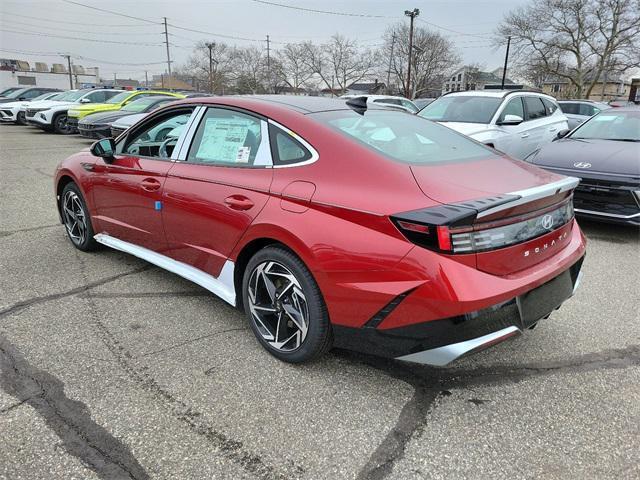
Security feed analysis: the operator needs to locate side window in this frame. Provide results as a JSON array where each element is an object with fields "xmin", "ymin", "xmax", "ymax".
[
  {"xmin": 498, "ymin": 97, "xmax": 524, "ymax": 122},
  {"xmin": 270, "ymin": 127, "xmax": 312, "ymax": 165},
  {"xmin": 187, "ymin": 108, "xmax": 271, "ymax": 167},
  {"xmin": 23, "ymin": 90, "xmax": 41, "ymax": 99},
  {"xmin": 542, "ymin": 98, "xmax": 558, "ymax": 115},
  {"xmin": 560, "ymin": 103, "xmax": 577, "ymax": 115},
  {"xmin": 104, "ymin": 91, "xmax": 120, "ymax": 101},
  {"xmin": 86, "ymin": 91, "xmax": 107, "ymax": 103},
  {"xmin": 122, "ymin": 108, "xmax": 193, "ymax": 159},
  {"xmin": 578, "ymin": 103, "xmax": 597, "ymax": 116},
  {"xmin": 524, "ymin": 97, "xmax": 546, "ymax": 121}
]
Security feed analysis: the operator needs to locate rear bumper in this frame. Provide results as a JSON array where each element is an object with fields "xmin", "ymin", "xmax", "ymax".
[{"xmin": 333, "ymin": 257, "xmax": 584, "ymax": 365}]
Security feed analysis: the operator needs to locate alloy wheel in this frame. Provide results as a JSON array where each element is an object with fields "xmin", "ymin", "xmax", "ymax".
[
  {"xmin": 56, "ymin": 114, "xmax": 70, "ymax": 134},
  {"xmin": 62, "ymin": 190, "xmax": 88, "ymax": 246},
  {"xmin": 247, "ymin": 261, "xmax": 309, "ymax": 352}
]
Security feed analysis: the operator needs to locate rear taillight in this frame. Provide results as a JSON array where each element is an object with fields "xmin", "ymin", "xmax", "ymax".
[{"xmin": 392, "ymin": 201, "xmax": 574, "ymax": 254}]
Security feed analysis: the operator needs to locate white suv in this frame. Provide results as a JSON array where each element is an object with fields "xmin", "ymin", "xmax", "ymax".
[{"xmin": 419, "ymin": 90, "xmax": 569, "ymax": 159}]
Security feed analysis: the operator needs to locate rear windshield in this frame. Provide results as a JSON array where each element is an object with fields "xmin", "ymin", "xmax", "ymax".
[
  {"xmin": 571, "ymin": 110, "xmax": 640, "ymax": 141},
  {"xmin": 419, "ymin": 95, "xmax": 502, "ymax": 124},
  {"xmin": 311, "ymin": 110, "xmax": 496, "ymax": 165}
]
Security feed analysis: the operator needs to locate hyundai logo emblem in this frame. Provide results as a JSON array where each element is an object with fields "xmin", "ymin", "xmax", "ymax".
[
  {"xmin": 573, "ymin": 162, "xmax": 592, "ymax": 169},
  {"xmin": 541, "ymin": 214, "xmax": 554, "ymax": 230}
]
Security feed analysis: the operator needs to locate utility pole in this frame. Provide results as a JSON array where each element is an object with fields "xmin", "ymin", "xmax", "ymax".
[
  {"xmin": 113, "ymin": 72, "xmax": 117, "ymax": 87},
  {"xmin": 144, "ymin": 70, "xmax": 148, "ymax": 88},
  {"xmin": 266, "ymin": 34, "xmax": 271, "ymax": 93},
  {"xmin": 205, "ymin": 42, "xmax": 215, "ymax": 94},
  {"xmin": 163, "ymin": 17, "xmax": 172, "ymax": 90},
  {"xmin": 386, "ymin": 33, "xmax": 396, "ymax": 95},
  {"xmin": 63, "ymin": 55, "xmax": 73, "ymax": 89},
  {"xmin": 501, "ymin": 35, "xmax": 511, "ymax": 89},
  {"xmin": 404, "ymin": 8, "xmax": 419, "ymax": 99}
]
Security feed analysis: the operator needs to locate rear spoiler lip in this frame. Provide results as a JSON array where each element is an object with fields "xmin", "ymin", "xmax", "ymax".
[{"xmin": 476, "ymin": 176, "xmax": 580, "ymax": 219}]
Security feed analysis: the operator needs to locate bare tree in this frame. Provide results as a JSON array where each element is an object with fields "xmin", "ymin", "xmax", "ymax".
[
  {"xmin": 182, "ymin": 41, "xmax": 235, "ymax": 94},
  {"xmin": 232, "ymin": 46, "xmax": 268, "ymax": 94},
  {"xmin": 381, "ymin": 23, "xmax": 461, "ymax": 98},
  {"xmin": 301, "ymin": 35, "xmax": 375, "ymax": 94},
  {"xmin": 496, "ymin": 0, "xmax": 640, "ymax": 97},
  {"xmin": 274, "ymin": 42, "xmax": 314, "ymax": 92}
]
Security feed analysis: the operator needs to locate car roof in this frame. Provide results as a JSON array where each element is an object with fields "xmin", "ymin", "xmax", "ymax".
[
  {"xmin": 443, "ymin": 90, "xmax": 556, "ymax": 100},
  {"xmin": 201, "ymin": 95, "xmax": 365, "ymax": 114}
]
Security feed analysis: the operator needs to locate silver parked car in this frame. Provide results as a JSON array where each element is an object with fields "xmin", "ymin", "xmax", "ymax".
[{"xmin": 558, "ymin": 100, "xmax": 611, "ymax": 129}]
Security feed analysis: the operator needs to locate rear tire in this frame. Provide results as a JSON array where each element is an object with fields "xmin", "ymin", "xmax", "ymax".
[
  {"xmin": 60, "ymin": 182, "xmax": 98, "ymax": 252},
  {"xmin": 242, "ymin": 246, "xmax": 332, "ymax": 363},
  {"xmin": 16, "ymin": 111, "xmax": 26, "ymax": 125}
]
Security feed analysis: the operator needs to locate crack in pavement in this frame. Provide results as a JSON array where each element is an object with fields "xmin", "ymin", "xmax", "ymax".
[
  {"xmin": 0, "ymin": 334, "xmax": 150, "ymax": 480},
  {"xmin": 347, "ymin": 344, "xmax": 640, "ymax": 480},
  {"xmin": 0, "ymin": 224, "xmax": 60, "ymax": 238},
  {"xmin": 0, "ymin": 266, "xmax": 152, "ymax": 320},
  {"xmin": 136, "ymin": 327, "xmax": 248, "ymax": 358},
  {"xmin": 76, "ymin": 256, "xmax": 303, "ymax": 480},
  {"xmin": 79, "ymin": 291, "xmax": 210, "ymax": 299}
]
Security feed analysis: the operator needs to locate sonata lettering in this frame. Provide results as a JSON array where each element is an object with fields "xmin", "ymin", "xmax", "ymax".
[{"xmin": 523, "ymin": 231, "xmax": 568, "ymax": 257}]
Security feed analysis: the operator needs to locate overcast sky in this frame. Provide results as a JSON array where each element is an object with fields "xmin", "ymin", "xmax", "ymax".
[{"xmin": 0, "ymin": 0, "xmax": 530, "ymax": 80}]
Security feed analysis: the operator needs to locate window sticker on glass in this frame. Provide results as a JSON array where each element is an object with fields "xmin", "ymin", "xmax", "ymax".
[{"xmin": 195, "ymin": 118, "xmax": 255, "ymax": 163}]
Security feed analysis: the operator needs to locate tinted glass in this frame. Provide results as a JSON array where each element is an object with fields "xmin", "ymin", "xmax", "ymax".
[
  {"xmin": 4, "ymin": 88, "xmax": 29, "ymax": 99},
  {"xmin": 105, "ymin": 91, "xmax": 133, "ymax": 104},
  {"xmin": 312, "ymin": 110, "xmax": 496, "ymax": 165},
  {"xmin": 419, "ymin": 96, "xmax": 502, "ymax": 124},
  {"xmin": 187, "ymin": 108, "xmax": 271, "ymax": 166},
  {"xmin": 273, "ymin": 129, "xmax": 311, "ymax": 164},
  {"xmin": 524, "ymin": 97, "xmax": 547, "ymax": 120},
  {"xmin": 121, "ymin": 96, "xmax": 173, "ymax": 113},
  {"xmin": 558, "ymin": 102, "xmax": 578, "ymax": 115},
  {"xmin": 542, "ymin": 98, "xmax": 559, "ymax": 115},
  {"xmin": 62, "ymin": 90, "xmax": 88, "ymax": 101},
  {"xmin": 498, "ymin": 97, "xmax": 524, "ymax": 122},
  {"xmin": 123, "ymin": 109, "xmax": 193, "ymax": 158},
  {"xmin": 571, "ymin": 111, "xmax": 640, "ymax": 141},
  {"xmin": 0, "ymin": 87, "xmax": 22, "ymax": 97},
  {"xmin": 578, "ymin": 103, "xmax": 597, "ymax": 116}
]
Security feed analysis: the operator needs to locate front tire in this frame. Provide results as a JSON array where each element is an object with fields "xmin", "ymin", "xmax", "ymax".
[
  {"xmin": 60, "ymin": 183, "xmax": 98, "ymax": 251},
  {"xmin": 242, "ymin": 246, "xmax": 332, "ymax": 363},
  {"xmin": 16, "ymin": 111, "xmax": 26, "ymax": 125},
  {"xmin": 53, "ymin": 113, "xmax": 72, "ymax": 134}
]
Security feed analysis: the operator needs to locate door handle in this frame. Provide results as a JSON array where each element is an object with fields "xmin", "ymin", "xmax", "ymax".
[
  {"xmin": 520, "ymin": 133, "xmax": 530, "ymax": 138},
  {"xmin": 141, "ymin": 178, "xmax": 161, "ymax": 192},
  {"xmin": 224, "ymin": 195, "xmax": 254, "ymax": 211}
]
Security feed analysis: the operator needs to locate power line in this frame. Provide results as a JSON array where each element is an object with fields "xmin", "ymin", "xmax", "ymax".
[
  {"xmin": 0, "ymin": 11, "xmax": 156, "ymax": 27},
  {"xmin": 249, "ymin": 0, "xmax": 396, "ymax": 18},
  {"xmin": 417, "ymin": 18, "xmax": 493, "ymax": 38},
  {"xmin": 1, "ymin": 19, "xmax": 161, "ymax": 36},
  {"xmin": 60, "ymin": 0, "xmax": 161, "ymax": 25},
  {"xmin": 0, "ymin": 29, "xmax": 163, "ymax": 46},
  {"xmin": 168, "ymin": 23, "xmax": 268, "ymax": 43}
]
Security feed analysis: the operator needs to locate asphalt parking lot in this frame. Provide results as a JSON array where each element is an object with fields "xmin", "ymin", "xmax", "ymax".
[{"xmin": 0, "ymin": 123, "xmax": 639, "ymax": 480}]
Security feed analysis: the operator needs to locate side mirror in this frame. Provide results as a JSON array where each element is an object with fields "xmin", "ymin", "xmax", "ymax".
[
  {"xmin": 80, "ymin": 98, "xmax": 91, "ymax": 103},
  {"xmin": 90, "ymin": 138, "xmax": 116, "ymax": 160},
  {"xmin": 498, "ymin": 114, "xmax": 524, "ymax": 126},
  {"xmin": 554, "ymin": 129, "xmax": 571, "ymax": 141}
]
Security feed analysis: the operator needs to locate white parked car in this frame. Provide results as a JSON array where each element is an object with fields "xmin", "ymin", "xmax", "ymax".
[
  {"xmin": 418, "ymin": 90, "xmax": 569, "ymax": 159},
  {"xmin": 109, "ymin": 112, "xmax": 147, "ymax": 138},
  {"xmin": 558, "ymin": 100, "xmax": 611, "ymax": 129},
  {"xmin": 340, "ymin": 94, "xmax": 419, "ymax": 113},
  {"xmin": 26, "ymin": 88, "xmax": 121, "ymax": 134},
  {"xmin": 0, "ymin": 91, "xmax": 63, "ymax": 124}
]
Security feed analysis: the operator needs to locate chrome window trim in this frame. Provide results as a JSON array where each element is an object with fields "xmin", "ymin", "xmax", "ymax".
[
  {"xmin": 173, "ymin": 105, "xmax": 205, "ymax": 161},
  {"xmin": 267, "ymin": 119, "xmax": 320, "ymax": 168},
  {"xmin": 477, "ymin": 176, "xmax": 580, "ymax": 219},
  {"xmin": 574, "ymin": 208, "xmax": 640, "ymax": 219}
]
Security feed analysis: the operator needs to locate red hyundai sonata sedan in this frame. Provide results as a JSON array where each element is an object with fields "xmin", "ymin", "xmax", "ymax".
[{"xmin": 54, "ymin": 96, "xmax": 586, "ymax": 365}]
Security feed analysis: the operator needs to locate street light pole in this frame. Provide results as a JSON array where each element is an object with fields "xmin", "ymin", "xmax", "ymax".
[
  {"xmin": 501, "ymin": 36, "xmax": 511, "ymax": 89},
  {"xmin": 386, "ymin": 33, "xmax": 396, "ymax": 95},
  {"xmin": 205, "ymin": 42, "xmax": 215, "ymax": 94},
  {"xmin": 404, "ymin": 8, "xmax": 420, "ymax": 99},
  {"xmin": 63, "ymin": 55, "xmax": 73, "ymax": 89},
  {"xmin": 163, "ymin": 17, "xmax": 172, "ymax": 90}
]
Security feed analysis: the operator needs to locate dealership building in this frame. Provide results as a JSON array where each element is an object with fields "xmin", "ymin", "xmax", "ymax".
[{"xmin": 0, "ymin": 58, "xmax": 100, "ymax": 90}]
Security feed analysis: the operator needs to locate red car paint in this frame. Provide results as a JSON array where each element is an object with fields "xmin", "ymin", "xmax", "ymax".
[{"xmin": 54, "ymin": 95, "xmax": 586, "ymax": 363}]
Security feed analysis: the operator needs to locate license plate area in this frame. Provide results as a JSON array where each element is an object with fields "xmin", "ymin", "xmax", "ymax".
[{"xmin": 516, "ymin": 269, "xmax": 574, "ymax": 328}]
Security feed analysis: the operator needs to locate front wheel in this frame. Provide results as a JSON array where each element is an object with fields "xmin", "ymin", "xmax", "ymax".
[
  {"xmin": 16, "ymin": 111, "xmax": 26, "ymax": 125},
  {"xmin": 61, "ymin": 183, "xmax": 98, "ymax": 251},
  {"xmin": 53, "ymin": 113, "xmax": 72, "ymax": 134},
  {"xmin": 242, "ymin": 246, "xmax": 332, "ymax": 363}
]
